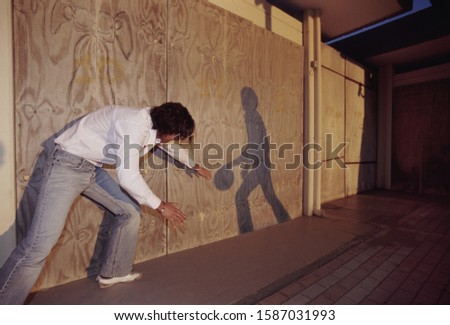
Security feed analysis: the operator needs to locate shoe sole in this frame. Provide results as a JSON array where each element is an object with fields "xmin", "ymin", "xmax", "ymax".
[{"xmin": 98, "ymin": 273, "xmax": 142, "ymax": 289}]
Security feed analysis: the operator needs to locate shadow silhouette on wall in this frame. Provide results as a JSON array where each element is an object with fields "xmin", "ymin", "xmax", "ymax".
[
  {"xmin": 0, "ymin": 143, "xmax": 4, "ymax": 166},
  {"xmin": 214, "ymin": 87, "xmax": 290, "ymax": 233},
  {"xmin": 356, "ymin": 73, "xmax": 377, "ymax": 196}
]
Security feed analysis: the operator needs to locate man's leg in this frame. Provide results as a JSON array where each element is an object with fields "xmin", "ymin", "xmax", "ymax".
[
  {"xmin": 86, "ymin": 209, "xmax": 114, "ymax": 278},
  {"xmin": 82, "ymin": 167, "xmax": 141, "ymax": 279},
  {"xmin": 0, "ymin": 148, "xmax": 94, "ymax": 304}
]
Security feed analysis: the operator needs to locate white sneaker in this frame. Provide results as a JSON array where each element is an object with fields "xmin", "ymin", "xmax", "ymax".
[{"xmin": 98, "ymin": 272, "xmax": 142, "ymax": 288}]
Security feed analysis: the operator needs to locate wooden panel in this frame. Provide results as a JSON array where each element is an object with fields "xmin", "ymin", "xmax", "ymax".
[
  {"xmin": 13, "ymin": 0, "xmax": 304, "ymax": 289},
  {"xmin": 14, "ymin": 0, "xmax": 167, "ymax": 290},
  {"xmin": 220, "ymin": 11, "xmax": 257, "ymax": 238},
  {"xmin": 167, "ymin": 0, "xmax": 303, "ymax": 253},
  {"xmin": 345, "ymin": 80, "xmax": 377, "ymax": 163},
  {"xmin": 346, "ymin": 163, "xmax": 376, "ymax": 196},
  {"xmin": 321, "ymin": 43, "xmax": 345, "ymax": 76},
  {"xmin": 321, "ymin": 52, "xmax": 378, "ymax": 199},
  {"xmin": 344, "ymin": 79, "xmax": 377, "ymax": 196},
  {"xmin": 167, "ymin": 0, "xmax": 234, "ymax": 253},
  {"xmin": 322, "ymin": 68, "xmax": 345, "ymax": 160},
  {"xmin": 252, "ymin": 29, "xmax": 303, "ymax": 230},
  {"xmin": 321, "ymin": 61, "xmax": 346, "ymax": 203},
  {"xmin": 345, "ymin": 59, "xmax": 367, "ymax": 85},
  {"xmin": 321, "ymin": 160, "xmax": 346, "ymax": 203}
]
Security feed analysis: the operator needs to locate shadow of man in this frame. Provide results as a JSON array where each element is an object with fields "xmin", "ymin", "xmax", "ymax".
[{"xmin": 234, "ymin": 87, "xmax": 290, "ymax": 233}]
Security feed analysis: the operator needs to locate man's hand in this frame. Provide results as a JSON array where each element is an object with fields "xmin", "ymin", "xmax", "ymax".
[
  {"xmin": 193, "ymin": 164, "xmax": 212, "ymax": 180},
  {"xmin": 157, "ymin": 201, "xmax": 186, "ymax": 228}
]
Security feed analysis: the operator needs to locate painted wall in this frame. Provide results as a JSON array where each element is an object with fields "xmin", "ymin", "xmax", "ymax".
[
  {"xmin": 0, "ymin": 0, "xmax": 16, "ymax": 267},
  {"xmin": 208, "ymin": 0, "xmax": 303, "ymax": 46},
  {"xmin": 320, "ymin": 44, "xmax": 378, "ymax": 203},
  {"xmin": 12, "ymin": 0, "xmax": 303, "ymax": 291}
]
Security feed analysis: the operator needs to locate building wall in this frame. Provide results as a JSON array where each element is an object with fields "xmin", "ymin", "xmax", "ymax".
[
  {"xmin": 0, "ymin": 0, "xmax": 16, "ymax": 267},
  {"xmin": 7, "ymin": 0, "xmax": 378, "ymax": 291},
  {"xmin": 321, "ymin": 44, "xmax": 378, "ymax": 203},
  {"xmin": 12, "ymin": 0, "xmax": 303, "ymax": 290},
  {"xmin": 208, "ymin": 0, "xmax": 303, "ymax": 46},
  {"xmin": 392, "ymin": 72, "xmax": 450, "ymax": 195}
]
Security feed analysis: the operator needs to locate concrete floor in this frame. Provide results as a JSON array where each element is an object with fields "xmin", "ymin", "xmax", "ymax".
[
  {"xmin": 259, "ymin": 191, "xmax": 450, "ymax": 305},
  {"xmin": 27, "ymin": 190, "xmax": 450, "ymax": 305}
]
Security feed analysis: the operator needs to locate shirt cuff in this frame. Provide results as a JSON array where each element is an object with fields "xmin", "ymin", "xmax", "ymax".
[{"xmin": 146, "ymin": 193, "xmax": 162, "ymax": 210}]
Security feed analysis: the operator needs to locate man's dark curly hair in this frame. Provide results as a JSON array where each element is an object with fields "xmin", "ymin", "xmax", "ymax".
[{"xmin": 150, "ymin": 102, "xmax": 195, "ymax": 139}]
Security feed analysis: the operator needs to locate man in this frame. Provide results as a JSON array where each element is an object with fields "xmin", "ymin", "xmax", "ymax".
[{"xmin": 0, "ymin": 102, "xmax": 211, "ymax": 304}]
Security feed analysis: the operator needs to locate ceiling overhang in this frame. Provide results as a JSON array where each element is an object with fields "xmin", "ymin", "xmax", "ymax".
[
  {"xmin": 331, "ymin": 3, "xmax": 450, "ymax": 71},
  {"xmin": 268, "ymin": 0, "xmax": 413, "ymax": 41}
]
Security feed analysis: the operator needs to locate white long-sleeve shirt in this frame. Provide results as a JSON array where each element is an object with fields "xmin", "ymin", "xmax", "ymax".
[{"xmin": 55, "ymin": 105, "xmax": 196, "ymax": 209}]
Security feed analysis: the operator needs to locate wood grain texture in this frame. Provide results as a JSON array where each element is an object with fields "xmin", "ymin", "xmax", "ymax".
[
  {"xmin": 321, "ymin": 160, "xmax": 346, "ymax": 203},
  {"xmin": 14, "ymin": 0, "xmax": 383, "ymax": 291},
  {"xmin": 321, "ymin": 43, "xmax": 345, "ymax": 76},
  {"xmin": 14, "ymin": 0, "xmax": 305, "ymax": 289},
  {"xmin": 322, "ymin": 68, "xmax": 345, "ymax": 160},
  {"xmin": 167, "ymin": 0, "xmax": 303, "ymax": 253},
  {"xmin": 346, "ymin": 163, "xmax": 377, "ymax": 197},
  {"xmin": 167, "ymin": 0, "xmax": 231, "ymax": 253},
  {"xmin": 14, "ymin": 0, "xmax": 167, "ymax": 290},
  {"xmin": 321, "ymin": 68, "xmax": 345, "ymax": 203},
  {"xmin": 321, "ymin": 50, "xmax": 377, "ymax": 201},
  {"xmin": 345, "ymin": 80, "xmax": 377, "ymax": 164},
  {"xmin": 252, "ymin": 28, "xmax": 303, "ymax": 231}
]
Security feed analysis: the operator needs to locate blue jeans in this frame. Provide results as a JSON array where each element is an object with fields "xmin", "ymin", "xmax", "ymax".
[{"xmin": 0, "ymin": 146, "xmax": 141, "ymax": 304}]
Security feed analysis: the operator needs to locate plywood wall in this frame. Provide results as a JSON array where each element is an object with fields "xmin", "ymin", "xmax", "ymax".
[
  {"xmin": 167, "ymin": 0, "xmax": 303, "ymax": 253},
  {"xmin": 13, "ymin": 0, "xmax": 303, "ymax": 290},
  {"xmin": 321, "ymin": 44, "xmax": 377, "ymax": 203}
]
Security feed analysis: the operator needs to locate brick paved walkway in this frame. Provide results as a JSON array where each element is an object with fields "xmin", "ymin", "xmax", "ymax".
[{"xmin": 258, "ymin": 197, "xmax": 450, "ymax": 305}]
